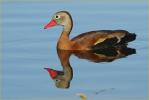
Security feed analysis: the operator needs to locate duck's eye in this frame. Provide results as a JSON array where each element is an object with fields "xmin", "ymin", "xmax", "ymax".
[
  {"xmin": 55, "ymin": 15, "xmax": 60, "ymax": 19},
  {"xmin": 55, "ymin": 79, "xmax": 60, "ymax": 82}
]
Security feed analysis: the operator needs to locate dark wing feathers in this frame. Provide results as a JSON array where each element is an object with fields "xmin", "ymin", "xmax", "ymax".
[
  {"xmin": 92, "ymin": 34, "xmax": 136, "ymax": 49},
  {"xmin": 71, "ymin": 30, "xmax": 136, "ymax": 49},
  {"xmin": 91, "ymin": 37, "xmax": 119, "ymax": 49},
  {"xmin": 91, "ymin": 31, "xmax": 136, "ymax": 49}
]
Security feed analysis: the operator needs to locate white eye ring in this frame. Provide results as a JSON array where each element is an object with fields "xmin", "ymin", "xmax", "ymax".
[{"xmin": 55, "ymin": 15, "xmax": 61, "ymax": 19}]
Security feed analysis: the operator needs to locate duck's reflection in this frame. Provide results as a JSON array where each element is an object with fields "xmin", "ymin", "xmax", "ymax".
[
  {"xmin": 44, "ymin": 49, "xmax": 73, "ymax": 88},
  {"xmin": 44, "ymin": 45, "xmax": 136, "ymax": 89}
]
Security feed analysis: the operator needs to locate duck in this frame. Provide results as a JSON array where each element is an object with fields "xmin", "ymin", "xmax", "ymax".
[{"xmin": 44, "ymin": 11, "xmax": 136, "ymax": 50}]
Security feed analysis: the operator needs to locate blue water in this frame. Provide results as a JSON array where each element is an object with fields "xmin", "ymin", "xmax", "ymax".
[{"xmin": 2, "ymin": 1, "xmax": 148, "ymax": 100}]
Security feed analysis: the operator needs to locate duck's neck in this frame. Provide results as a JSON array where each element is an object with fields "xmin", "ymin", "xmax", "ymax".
[
  {"xmin": 63, "ymin": 22, "xmax": 73, "ymax": 35},
  {"xmin": 57, "ymin": 21, "xmax": 73, "ymax": 50}
]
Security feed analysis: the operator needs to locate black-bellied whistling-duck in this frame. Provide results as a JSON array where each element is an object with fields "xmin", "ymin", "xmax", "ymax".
[{"xmin": 44, "ymin": 11, "xmax": 136, "ymax": 50}]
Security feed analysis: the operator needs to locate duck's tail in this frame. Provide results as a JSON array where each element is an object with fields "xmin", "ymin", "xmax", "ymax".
[{"xmin": 120, "ymin": 33, "xmax": 136, "ymax": 44}]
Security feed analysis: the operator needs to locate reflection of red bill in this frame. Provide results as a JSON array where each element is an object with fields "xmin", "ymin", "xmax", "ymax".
[{"xmin": 44, "ymin": 68, "xmax": 58, "ymax": 79}]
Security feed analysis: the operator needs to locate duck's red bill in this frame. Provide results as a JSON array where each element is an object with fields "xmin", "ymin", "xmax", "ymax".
[
  {"xmin": 44, "ymin": 68, "xmax": 58, "ymax": 79},
  {"xmin": 44, "ymin": 20, "xmax": 57, "ymax": 29}
]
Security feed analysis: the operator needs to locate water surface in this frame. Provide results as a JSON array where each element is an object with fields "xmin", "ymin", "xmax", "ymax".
[{"xmin": 2, "ymin": 1, "xmax": 148, "ymax": 100}]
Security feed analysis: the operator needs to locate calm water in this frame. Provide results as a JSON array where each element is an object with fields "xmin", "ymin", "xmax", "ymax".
[{"xmin": 2, "ymin": 1, "xmax": 148, "ymax": 100}]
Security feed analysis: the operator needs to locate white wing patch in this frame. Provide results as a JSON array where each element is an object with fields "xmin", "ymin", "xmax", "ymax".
[
  {"xmin": 116, "ymin": 36, "xmax": 121, "ymax": 43},
  {"xmin": 94, "ymin": 38, "xmax": 106, "ymax": 45}
]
